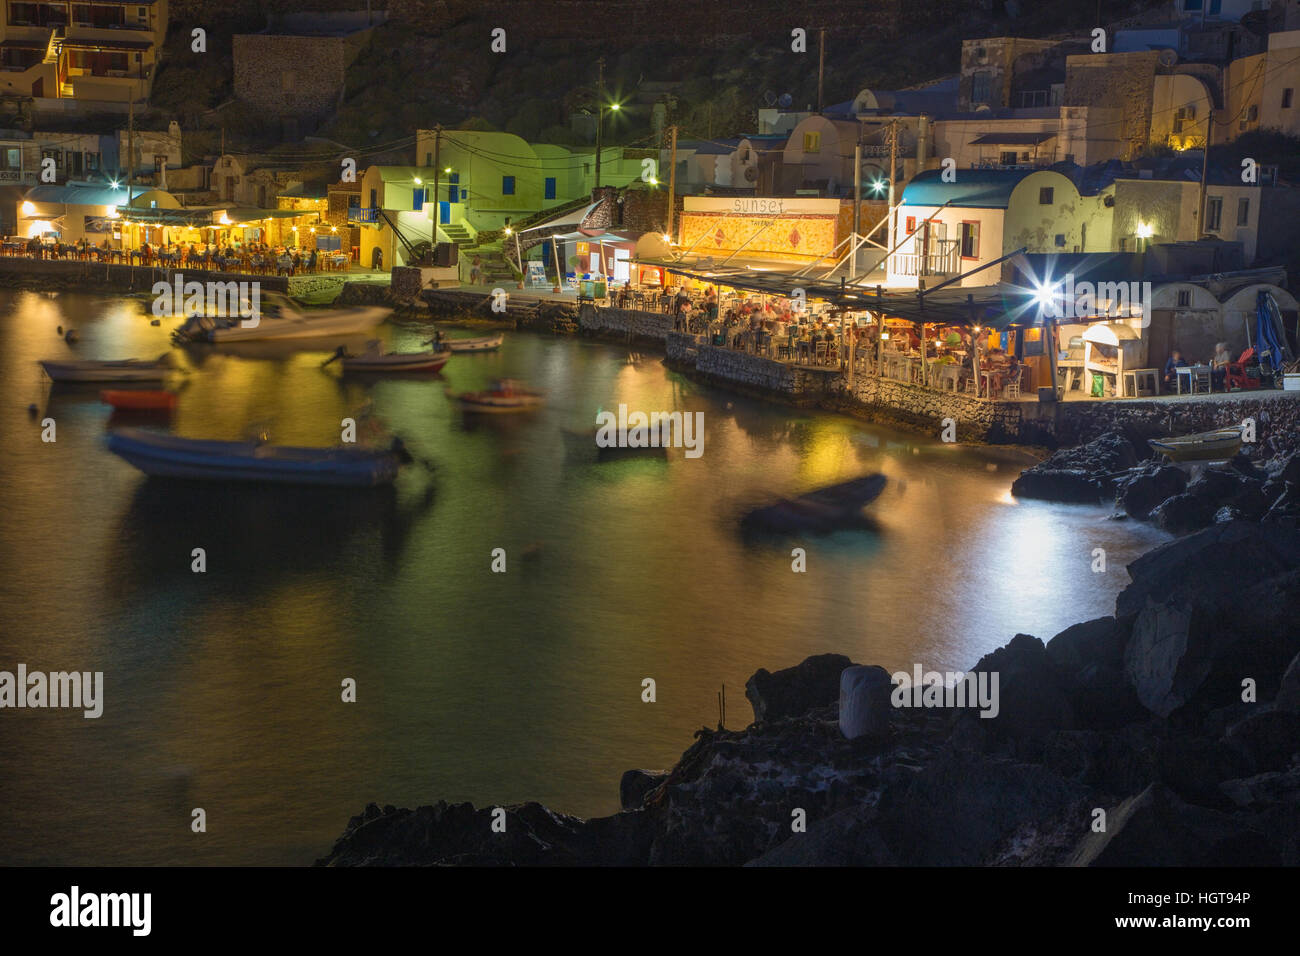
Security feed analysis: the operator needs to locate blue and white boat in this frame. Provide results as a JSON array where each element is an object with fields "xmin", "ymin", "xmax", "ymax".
[{"xmin": 106, "ymin": 427, "xmax": 405, "ymax": 487}]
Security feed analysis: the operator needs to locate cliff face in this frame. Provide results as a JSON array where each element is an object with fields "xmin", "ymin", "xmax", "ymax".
[{"xmin": 318, "ymin": 517, "xmax": 1300, "ymax": 867}]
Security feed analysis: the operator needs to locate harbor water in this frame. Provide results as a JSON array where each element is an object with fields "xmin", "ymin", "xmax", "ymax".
[{"xmin": 0, "ymin": 290, "xmax": 1170, "ymax": 864}]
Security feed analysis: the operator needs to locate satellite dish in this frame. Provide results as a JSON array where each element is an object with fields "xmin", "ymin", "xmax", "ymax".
[
  {"xmin": 778, "ymin": 93, "xmax": 793, "ymax": 109},
  {"xmin": 763, "ymin": 90, "xmax": 777, "ymax": 106},
  {"xmin": 1158, "ymin": 49, "xmax": 1178, "ymax": 68},
  {"xmin": 744, "ymin": 166, "xmax": 758, "ymax": 182}
]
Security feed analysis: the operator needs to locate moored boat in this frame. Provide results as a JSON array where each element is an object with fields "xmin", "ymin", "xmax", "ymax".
[
  {"xmin": 742, "ymin": 474, "xmax": 888, "ymax": 534},
  {"xmin": 332, "ymin": 342, "xmax": 451, "ymax": 373},
  {"xmin": 106, "ymin": 427, "xmax": 407, "ymax": 486},
  {"xmin": 451, "ymin": 378, "xmax": 544, "ymax": 413},
  {"xmin": 440, "ymin": 332, "xmax": 504, "ymax": 353},
  {"xmin": 175, "ymin": 293, "xmax": 390, "ymax": 343},
  {"xmin": 40, "ymin": 354, "xmax": 174, "ymax": 383},
  {"xmin": 1148, "ymin": 426, "xmax": 1244, "ymax": 463},
  {"xmin": 100, "ymin": 389, "xmax": 178, "ymax": 411}
]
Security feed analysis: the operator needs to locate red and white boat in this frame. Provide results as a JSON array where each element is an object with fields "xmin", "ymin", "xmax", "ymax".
[{"xmin": 451, "ymin": 378, "xmax": 544, "ymax": 413}]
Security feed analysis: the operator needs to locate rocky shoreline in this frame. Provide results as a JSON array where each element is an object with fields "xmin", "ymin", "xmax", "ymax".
[{"xmin": 316, "ymin": 509, "xmax": 1300, "ymax": 866}]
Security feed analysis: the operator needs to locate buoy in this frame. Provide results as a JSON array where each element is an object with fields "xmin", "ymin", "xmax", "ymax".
[
  {"xmin": 64, "ymin": 329, "xmax": 79, "ymax": 343},
  {"xmin": 150, "ymin": 318, "xmax": 161, "ymax": 326},
  {"xmin": 56, "ymin": 325, "xmax": 63, "ymax": 334}
]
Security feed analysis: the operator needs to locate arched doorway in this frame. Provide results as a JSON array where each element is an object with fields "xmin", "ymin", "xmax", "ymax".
[{"xmin": 371, "ymin": 247, "xmax": 383, "ymax": 270}]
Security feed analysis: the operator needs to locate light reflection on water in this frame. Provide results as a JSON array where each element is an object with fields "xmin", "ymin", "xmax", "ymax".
[{"xmin": 0, "ymin": 291, "xmax": 1170, "ymax": 864}]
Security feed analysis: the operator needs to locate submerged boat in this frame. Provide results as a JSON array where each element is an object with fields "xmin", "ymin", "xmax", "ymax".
[
  {"xmin": 440, "ymin": 332, "xmax": 504, "ymax": 353},
  {"xmin": 1148, "ymin": 426, "xmax": 1244, "ymax": 463},
  {"xmin": 40, "ymin": 354, "xmax": 174, "ymax": 383},
  {"xmin": 452, "ymin": 378, "xmax": 544, "ymax": 413},
  {"xmin": 334, "ymin": 342, "xmax": 451, "ymax": 373},
  {"xmin": 175, "ymin": 293, "xmax": 389, "ymax": 343},
  {"xmin": 100, "ymin": 389, "xmax": 178, "ymax": 411},
  {"xmin": 106, "ymin": 427, "xmax": 407, "ymax": 487},
  {"xmin": 561, "ymin": 426, "xmax": 669, "ymax": 460},
  {"xmin": 742, "ymin": 474, "xmax": 888, "ymax": 534}
]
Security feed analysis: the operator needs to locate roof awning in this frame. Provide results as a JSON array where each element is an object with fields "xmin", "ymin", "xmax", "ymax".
[
  {"xmin": 217, "ymin": 207, "xmax": 320, "ymax": 223},
  {"xmin": 117, "ymin": 208, "xmax": 215, "ymax": 226},
  {"xmin": 969, "ymin": 132, "xmax": 1056, "ymax": 146},
  {"xmin": 517, "ymin": 201, "xmax": 600, "ymax": 234}
]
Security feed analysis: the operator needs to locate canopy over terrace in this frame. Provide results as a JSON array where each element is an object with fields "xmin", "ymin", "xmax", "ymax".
[{"xmin": 117, "ymin": 205, "xmax": 321, "ymax": 248}]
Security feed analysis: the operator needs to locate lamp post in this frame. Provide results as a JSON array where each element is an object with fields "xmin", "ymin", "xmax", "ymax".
[{"xmin": 594, "ymin": 101, "xmax": 620, "ymax": 188}]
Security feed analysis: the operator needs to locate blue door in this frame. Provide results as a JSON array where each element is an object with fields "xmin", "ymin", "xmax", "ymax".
[{"xmin": 544, "ymin": 177, "xmax": 556, "ymax": 200}]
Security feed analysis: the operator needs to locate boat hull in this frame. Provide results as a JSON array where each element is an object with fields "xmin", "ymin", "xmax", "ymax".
[
  {"xmin": 1148, "ymin": 429, "xmax": 1244, "ymax": 463},
  {"xmin": 209, "ymin": 307, "xmax": 389, "ymax": 342},
  {"xmin": 342, "ymin": 351, "xmax": 450, "ymax": 373},
  {"xmin": 444, "ymin": 333, "xmax": 504, "ymax": 352},
  {"xmin": 106, "ymin": 428, "xmax": 401, "ymax": 487},
  {"xmin": 41, "ymin": 361, "xmax": 170, "ymax": 383},
  {"xmin": 455, "ymin": 395, "xmax": 544, "ymax": 413},
  {"xmin": 100, "ymin": 390, "xmax": 177, "ymax": 411}
]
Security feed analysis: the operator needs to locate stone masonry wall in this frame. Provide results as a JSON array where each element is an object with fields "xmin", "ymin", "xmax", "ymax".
[{"xmin": 579, "ymin": 305, "xmax": 673, "ymax": 342}]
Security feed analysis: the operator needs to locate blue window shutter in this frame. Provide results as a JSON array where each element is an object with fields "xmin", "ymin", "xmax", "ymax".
[
  {"xmin": 544, "ymin": 177, "xmax": 556, "ymax": 200},
  {"xmin": 502, "ymin": 175, "xmax": 515, "ymax": 195}
]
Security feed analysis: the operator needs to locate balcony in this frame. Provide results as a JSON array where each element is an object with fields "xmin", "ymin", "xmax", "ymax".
[
  {"xmin": 892, "ymin": 239, "xmax": 959, "ymax": 277},
  {"xmin": 348, "ymin": 206, "xmax": 380, "ymax": 225}
]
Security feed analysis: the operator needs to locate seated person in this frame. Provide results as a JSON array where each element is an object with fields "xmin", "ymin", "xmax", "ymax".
[
  {"xmin": 1162, "ymin": 349, "xmax": 1188, "ymax": 389},
  {"xmin": 1209, "ymin": 342, "xmax": 1232, "ymax": 391}
]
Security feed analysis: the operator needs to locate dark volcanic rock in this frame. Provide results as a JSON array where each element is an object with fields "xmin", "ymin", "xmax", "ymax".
[
  {"xmin": 1045, "ymin": 617, "xmax": 1143, "ymax": 729},
  {"xmin": 961, "ymin": 633, "xmax": 1076, "ymax": 743},
  {"xmin": 619, "ymin": 769, "xmax": 669, "ymax": 810},
  {"xmin": 1224, "ymin": 710, "xmax": 1300, "ymax": 774},
  {"xmin": 1277, "ymin": 652, "xmax": 1300, "ymax": 712},
  {"xmin": 875, "ymin": 753, "xmax": 1086, "ymax": 865},
  {"xmin": 745, "ymin": 653, "xmax": 854, "ymax": 723},
  {"xmin": 1067, "ymin": 783, "xmax": 1279, "ymax": 866},
  {"xmin": 315, "ymin": 800, "xmax": 655, "ymax": 866},
  {"xmin": 1012, "ymin": 429, "xmax": 1147, "ymax": 503},
  {"xmin": 746, "ymin": 805, "xmax": 894, "ymax": 866},
  {"xmin": 1149, "ymin": 491, "xmax": 1215, "ymax": 533},
  {"xmin": 1115, "ymin": 463, "xmax": 1188, "ymax": 520},
  {"xmin": 1011, "ymin": 468, "xmax": 1104, "ymax": 503}
]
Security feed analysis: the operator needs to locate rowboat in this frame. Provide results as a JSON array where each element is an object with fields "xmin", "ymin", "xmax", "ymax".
[
  {"xmin": 452, "ymin": 379, "xmax": 544, "ymax": 413},
  {"xmin": 742, "ymin": 474, "xmax": 888, "ymax": 534},
  {"xmin": 336, "ymin": 343, "xmax": 451, "ymax": 373},
  {"xmin": 40, "ymin": 354, "xmax": 173, "ymax": 383},
  {"xmin": 1148, "ymin": 426, "xmax": 1244, "ymax": 463},
  {"xmin": 106, "ymin": 427, "xmax": 406, "ymax": 486},
  {"xmin": 440, "ymin": 332, "xmax": 504, "ymax": 353},
  {"xmin": 100, "ymin": 389, "xmax": 178, "ymax": 411}
]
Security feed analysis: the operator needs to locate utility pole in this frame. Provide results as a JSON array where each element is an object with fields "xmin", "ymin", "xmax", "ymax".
[
  {"xmin": 1197, "ymin": 110, "xmax": 1211, "ymax": 239},
  {"xmin": 126, "ymin": 94, "xmax": 134, "ymax": 203},
  {"xmin": 817, "ymin": 28, "xmax": 826, "ymax": 112},
  {"xmin": 887, "ymin": 121, "xmax": 898, "ymax": 271},
  {"xmin": 666, "ymin": 124, "xmax": 678, "ymax": 243},
  {"xmin": 852, "ymin": 139, "xmax": 861, "ymax": 279},
  {"xmin": 594, "ymin": 56, "xmax": 606, "ymax": 189},
  {"xmin": 431, "ymin": 124, "xmax": 442, "ymax": 263}
]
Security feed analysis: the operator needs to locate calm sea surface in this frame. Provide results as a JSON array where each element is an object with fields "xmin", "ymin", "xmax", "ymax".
[{"xmin": 0, "ymin": 290, "xmax": 1169, "ymax": 864}]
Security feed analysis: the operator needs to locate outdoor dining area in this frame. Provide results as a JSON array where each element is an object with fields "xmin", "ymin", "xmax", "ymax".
[{"xmin": 618, "ymin": 273, "xmax": 1037, "ymax": 400}]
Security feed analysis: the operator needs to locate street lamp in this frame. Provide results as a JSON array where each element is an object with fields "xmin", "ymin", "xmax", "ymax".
[{"xmin": 594, "ymin": 101, "xmax": 621, "ymax": 188}]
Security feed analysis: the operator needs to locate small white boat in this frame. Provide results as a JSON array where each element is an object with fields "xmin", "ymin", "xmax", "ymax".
[
  {"xmin": 441, "ymin": 332, "xmax": 504, "ymax": 353},
  {"xmin": 106, "ymin": 427, "xmax": 406, "ymax": 486},
  {"xmin": 1149, "ymin": 426, "xmax": 1244, "ymax": 463},
  {"xmin": 451, "ymin": 379, "xmax": 544, "ymax": 413},
  {"xmin": 334, "ymin": 341, "xmax": 451, "ymax": 373},
  {"xmin": 40, "ymin": 354, "xmax": 174, "ymax": 383},
  {"xmin": 178, "ymin": 293, "xmax": 390, "ymax": 343}
]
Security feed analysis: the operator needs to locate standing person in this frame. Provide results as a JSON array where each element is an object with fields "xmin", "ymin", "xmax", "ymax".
[{"xmin": 470, "ymin": 255, "xmax": 482, "ymax": 285}]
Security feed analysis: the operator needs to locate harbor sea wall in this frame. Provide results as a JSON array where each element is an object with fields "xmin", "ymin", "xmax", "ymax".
[{"xmin": 578, "ymin": 305, "xmax": 673, "ymax": 344}]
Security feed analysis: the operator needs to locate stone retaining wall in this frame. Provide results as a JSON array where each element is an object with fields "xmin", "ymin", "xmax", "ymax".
[{"xmin": 579, "ymin": 304, "xmax": 674, "ymax": 342}]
